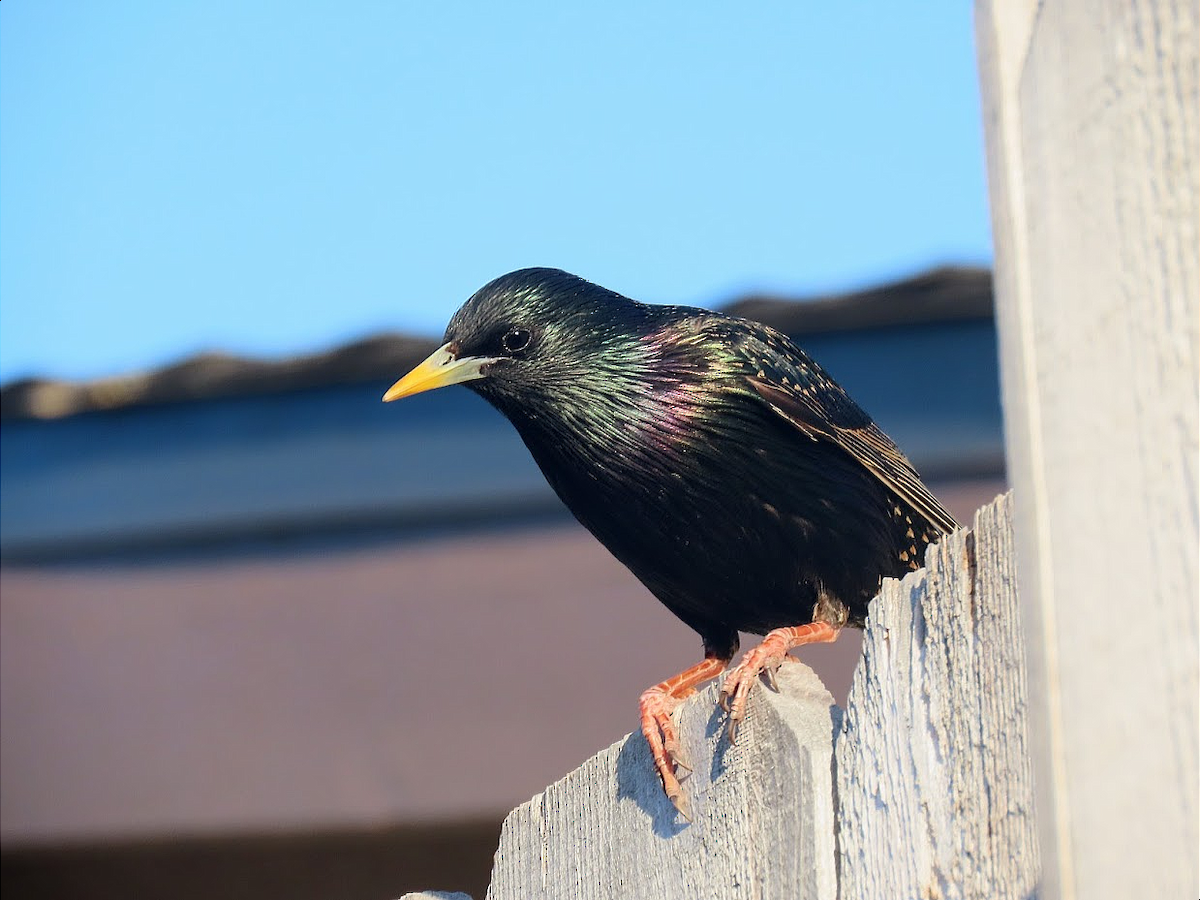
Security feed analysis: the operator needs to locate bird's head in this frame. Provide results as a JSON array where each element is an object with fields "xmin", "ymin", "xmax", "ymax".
[{"xmin": 383, "ymin": 268, "xmax": 657, "ymax": 415}]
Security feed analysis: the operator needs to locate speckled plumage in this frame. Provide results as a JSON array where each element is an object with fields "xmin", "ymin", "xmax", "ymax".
[{"xmin": 436, "ymin": 267, "xmax": 957, "ymax": 661}]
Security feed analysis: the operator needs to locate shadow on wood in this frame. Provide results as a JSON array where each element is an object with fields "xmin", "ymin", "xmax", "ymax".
[{"xmin": 403, "ymin": 492, "xmax": 1038, "ymax": 900}]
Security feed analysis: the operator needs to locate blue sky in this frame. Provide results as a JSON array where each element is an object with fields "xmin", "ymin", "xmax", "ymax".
[{"xmin": 0, "ymin": 3, "xmax": 991, "ymax": 384}]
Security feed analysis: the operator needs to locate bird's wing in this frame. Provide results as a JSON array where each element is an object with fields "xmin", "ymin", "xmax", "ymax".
[{"xmin": 734, "ymin": 328, "xmax": 960, "ymax": 535}]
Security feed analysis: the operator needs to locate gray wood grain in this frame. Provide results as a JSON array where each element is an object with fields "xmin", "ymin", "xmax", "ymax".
[
  {"xmin": 977, "ymin": 1, "xmax": 1199, "ymax": 896},
  {"xmin": 485, "ymin": 663, "xmax": 840, "ymax": 900},
  {"xmin": 837, "ymin": 493, "xmax": 1039, "ymax": 899}
]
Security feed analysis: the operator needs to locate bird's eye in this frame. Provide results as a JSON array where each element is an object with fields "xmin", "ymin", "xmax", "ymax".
[{"xmin": 502, "ymin": 328, "xmax": 531, "ymax": 354}]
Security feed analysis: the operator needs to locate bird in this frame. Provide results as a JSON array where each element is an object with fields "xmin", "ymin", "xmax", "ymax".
[{"xmin": 383, "ymin": 267, "xmax": 957, "ymax": 817}]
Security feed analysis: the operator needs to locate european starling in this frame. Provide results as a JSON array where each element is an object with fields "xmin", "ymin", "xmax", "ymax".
[{"xmin": 384, "ymin": 268, "xmax": 957, "ymax": 816}]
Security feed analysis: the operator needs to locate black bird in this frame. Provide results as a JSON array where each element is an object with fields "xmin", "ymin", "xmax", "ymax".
[{"xmin": 384, "ymin": 268, "xmax": 957, "ymax": 816}]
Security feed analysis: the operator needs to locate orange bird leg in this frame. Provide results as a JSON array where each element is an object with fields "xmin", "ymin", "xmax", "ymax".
[
  {"xmin": 638, "ymin": 654, "xmax": 728, "ymax": 819},
  {"xmin": 719, "ymin": 622, "xmax": 841, "ymax": 741}
]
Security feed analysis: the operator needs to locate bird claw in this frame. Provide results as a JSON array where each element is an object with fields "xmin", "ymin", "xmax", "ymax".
[
  {"xmin": 763, "ymin": 663, "xmax": 780, "ymax": 692},
  {"xmin": 669, "ymin": 747, "xmax": 692, "ymax": 774},
  {"xmin": 721, "ymin": 622, "xmax": 842, "ymax": 742},
  {"xmin": 639, "ymin": 686, "xmax": 691, "ymax": 817},
  {"xmin": 667, "ymin": 784, "xmax": 692, "ymax": 822},
  {"xmin": 632, "ymin": 656, "xmax": 729, "ymax": 819},
  {"xmin": 720, "ymin": 643, "xmax": 790, "ymax": 742},
  {"xmin": 663, "ymin": 733, "xmax": 692, "ymax": 774}
]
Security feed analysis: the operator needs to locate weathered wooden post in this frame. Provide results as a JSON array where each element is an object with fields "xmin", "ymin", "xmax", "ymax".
[{"xmin": 976, "ymin": 2, "xmax": 1199, "ymax": 898}]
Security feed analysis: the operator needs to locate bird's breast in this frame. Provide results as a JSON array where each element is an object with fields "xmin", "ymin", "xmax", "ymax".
[{"xmin": 510, "ymin": 397, "xmax": 890, "ymax": 632}]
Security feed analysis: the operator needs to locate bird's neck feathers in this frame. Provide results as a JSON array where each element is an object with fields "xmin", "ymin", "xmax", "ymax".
[{"xmin": 485, "ymin": 316, "xmax": 747, "ymax": 491}]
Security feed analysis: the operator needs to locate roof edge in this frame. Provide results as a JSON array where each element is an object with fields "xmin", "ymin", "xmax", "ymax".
[{"xmin": 1, "ymin": 265, "xmax": 991, "ymax": 421}]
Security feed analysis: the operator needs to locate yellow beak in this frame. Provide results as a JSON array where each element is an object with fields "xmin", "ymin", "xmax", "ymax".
[{"xmin": 382, "ymin": 342, "xmax": 501, "ymax": 402}]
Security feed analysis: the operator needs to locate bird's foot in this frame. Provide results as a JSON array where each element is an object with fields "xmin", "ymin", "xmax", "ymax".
[
  {"xmin": 638, "ymin": 686, "xmax": 690, "ymax": 819},
  {"xmin": 637, "ymin": 655, "xmax": 728, "ymax": 820},
  {"xmin": 719, "ymin": 622, "xmax": 840, "ymax": 741}
]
